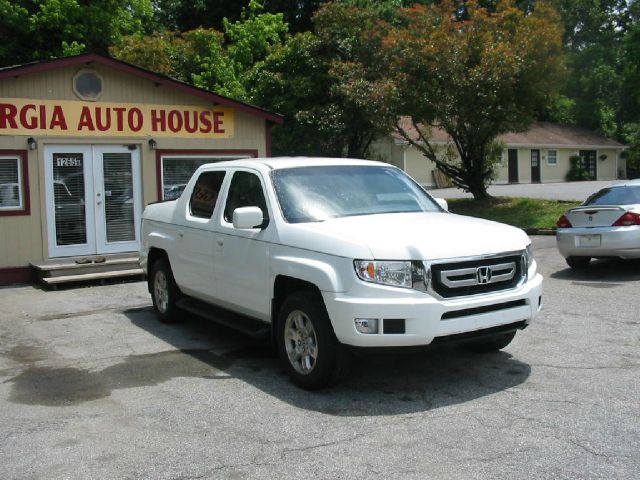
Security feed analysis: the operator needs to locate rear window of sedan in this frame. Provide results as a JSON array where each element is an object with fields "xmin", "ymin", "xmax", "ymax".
[{"xmin": 584, "ymin": 186, "xmax": 640, "ymax": 206}]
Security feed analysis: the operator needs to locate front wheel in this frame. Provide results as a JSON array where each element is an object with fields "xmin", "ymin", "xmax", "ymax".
[
  {"xmin": 464, "ymin": 331, "xmax": 516, "ymax": 353},
  {"xmin": 277, "ymin": 291, "xmax": 348, "ymax": 390},
  {"xmin": 149, "ymin": 258, "xmax": 180, "ymax": 323},
  {"xmin": 566, "ymin": 256, "xmax": 591, "ymax": 270}
]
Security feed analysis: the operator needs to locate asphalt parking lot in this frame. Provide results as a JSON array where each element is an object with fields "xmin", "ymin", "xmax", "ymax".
[{"xmin": 1, "ymin": 236, "xmax": 639, "ymax": 479}]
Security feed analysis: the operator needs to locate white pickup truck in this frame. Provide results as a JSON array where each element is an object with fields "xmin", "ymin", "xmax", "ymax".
[{"xmin": 140, "ymin": 158, "xmax": 542, "ymax": 389}]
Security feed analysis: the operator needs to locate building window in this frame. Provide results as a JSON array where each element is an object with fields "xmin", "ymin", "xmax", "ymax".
[
  {"xmin": 547, "ymin": 150, "xmax": 558, "ymax": 166},
  {"xmin": 73, "ymin": 69, "xmax": 103, "ymax": 101},
  {"xmin": 161, "ymin": 155, "xmax": 246, "ymax": 200},
  {"xmin": 0, "ymin": 152, "xmax": 29, "ymax": 216}
]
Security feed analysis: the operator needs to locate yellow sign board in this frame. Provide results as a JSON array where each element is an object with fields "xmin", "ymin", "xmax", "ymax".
[{"xmin": 0, "ymin": 98, "xmax": 235, "ymax": 138}]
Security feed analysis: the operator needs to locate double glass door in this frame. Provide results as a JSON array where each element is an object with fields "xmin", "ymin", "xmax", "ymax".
[{"xmin": 45, "ymin": 145, "xmax": 142, "ymax": 258}]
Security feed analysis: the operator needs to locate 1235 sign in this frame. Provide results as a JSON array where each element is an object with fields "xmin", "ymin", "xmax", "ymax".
[{"xmin": 55, "ymin": 155, "xmax": 82, "ymax": 167}]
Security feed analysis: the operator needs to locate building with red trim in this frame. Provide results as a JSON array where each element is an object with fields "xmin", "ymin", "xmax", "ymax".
[{"xmin": 0, "ymin": 54, "xmax": 283, "ymax": 285}]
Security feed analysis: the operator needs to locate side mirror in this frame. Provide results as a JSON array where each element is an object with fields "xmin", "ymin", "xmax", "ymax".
[
  {"xmin": 232, "ymin": 206, "xmax": 264, "ymax": 229},
  {"xmin": 435, "ymin": 198, "xmax": 448, "ymax": 211}
]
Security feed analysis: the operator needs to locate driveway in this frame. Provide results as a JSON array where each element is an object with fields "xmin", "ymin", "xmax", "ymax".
[
  {"xmin": 431, "ymin": 180, "xmax": 623, "ymax": 201},
  {"xmin": 1, "ymin": 239, "xmax": 639, "ymax": 479}
]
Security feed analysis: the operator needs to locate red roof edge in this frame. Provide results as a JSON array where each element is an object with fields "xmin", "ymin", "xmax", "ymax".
[{"xmin": 0, "ymin": 53, "xmax": 284, "ymax": 125}]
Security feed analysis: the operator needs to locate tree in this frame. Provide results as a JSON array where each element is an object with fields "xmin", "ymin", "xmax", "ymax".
[
  {"xmin": 0, "ymin": 0, "xmax": 154, "ymax": 66},
  {"xmin": 110, "ymin": 28, "xmax": 230, "ymax": 83},
  {"xmin": 249, "ymin": 2, "xmax": 394, "ymax": 157},
  {"xmin": 371, "ymin": 0, "xmax": 564, "ymax": 199},
  {"xmin": 153, "ymin": 0, "xmax": 327, "ymax": 33},
  {"xmin": 111, "ymin": 1, "xmax": 287, "ymax": 101},
  {"xmin": 551, "ymin": 0, "xmax": 629, "ymax": 136}
]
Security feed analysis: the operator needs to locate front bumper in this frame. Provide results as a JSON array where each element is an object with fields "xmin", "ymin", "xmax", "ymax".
[
  {"xmin": 323, "ymin": 272, "xmax": 543, "ymax": 347},
  {"xmin": 556, "ymin": 226, "xmax": 640, "ymax": 259}
]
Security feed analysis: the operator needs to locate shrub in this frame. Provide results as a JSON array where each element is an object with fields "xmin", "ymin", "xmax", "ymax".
[{"xmin": 566, "ymin": 155, "xmax": 591, "ymax": 181}]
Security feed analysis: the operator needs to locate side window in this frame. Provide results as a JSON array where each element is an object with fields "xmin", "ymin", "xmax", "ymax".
[
  {"xmin": 223, "ymin": 171, "xmax": 269, "ymax": 224},
  {"xmin": 189, "ymin": 171, "xmax": 226, "ymax": 219}
]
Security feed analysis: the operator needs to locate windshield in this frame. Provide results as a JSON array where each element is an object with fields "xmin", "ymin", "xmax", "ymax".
[
  {"xmin": 271, "ymin": 165, "xmax": 442, "ymax": 223},
  {"xmin": 584, "ymin": 186, "xmax": 640, "ymax": 206}
]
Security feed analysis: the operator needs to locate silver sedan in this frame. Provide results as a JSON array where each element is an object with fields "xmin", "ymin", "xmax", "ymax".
[{"xmin": 556, "ymin": 180, "xmax": 640, "ymax": 269}]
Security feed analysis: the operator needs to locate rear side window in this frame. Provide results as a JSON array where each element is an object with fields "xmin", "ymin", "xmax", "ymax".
[
  {"xmin": 584, "ymin": 186, "xmax": 640, "ymax": 206},
  {"xmin": 189, "ymin": 171, "xmax": 226, "ymax": 218},
  {"xmin": 223, "ymin": 171, "xmax": 269, "ymax": 223}
]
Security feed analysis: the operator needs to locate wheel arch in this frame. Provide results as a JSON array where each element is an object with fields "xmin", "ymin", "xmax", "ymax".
[{"xmin": 270, "ymin": 275, "xmax": 325, "ymax": 347}]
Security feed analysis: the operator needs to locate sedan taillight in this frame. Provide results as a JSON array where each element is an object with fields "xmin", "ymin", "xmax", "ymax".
[
  {"xmin": 612, "ymin": 211, "xmax": 640, "ymax": 226},
  {"xmin": 556, "ymin": 215, "xmax": 572, "ymax": 228}
]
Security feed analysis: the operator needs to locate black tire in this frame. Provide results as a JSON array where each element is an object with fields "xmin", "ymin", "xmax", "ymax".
[
  {"xmin": 464, "ymin": 331, "xmax": 516, "ymax": 353},
  {"xmin": 276, "ymin": 291, "xmax": 349, "ymax": 390},
  {"xmin": 566, "ymin": 256, "xmax": 591, "ymax": 270},
  {"xmin": 149, "ymin": 258, "xmax": 181, "ymax": 323}
]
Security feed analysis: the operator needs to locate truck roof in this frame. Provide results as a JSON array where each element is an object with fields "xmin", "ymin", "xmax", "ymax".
[{"xmin": 207, "ymin": 157, "xmax": 388, "ymax": 170}]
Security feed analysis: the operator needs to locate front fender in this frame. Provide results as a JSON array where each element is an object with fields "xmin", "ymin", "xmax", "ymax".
[{"xmin": 271, "ymin": 253, "xmax": 354, "ymax": 293}]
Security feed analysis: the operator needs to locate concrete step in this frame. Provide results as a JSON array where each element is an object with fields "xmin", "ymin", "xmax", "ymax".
[
  {"xmin": 41, "ymin": 268, "xmax": 145, "ymax": 289},
  {"xmin": 32, "ymin": 254, "xmax": 140, "ymax": 278}
]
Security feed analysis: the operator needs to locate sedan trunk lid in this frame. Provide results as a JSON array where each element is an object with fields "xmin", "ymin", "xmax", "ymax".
[{"xmin": 565, "ymin": 206, "xmax": 627, "ymax": 228}]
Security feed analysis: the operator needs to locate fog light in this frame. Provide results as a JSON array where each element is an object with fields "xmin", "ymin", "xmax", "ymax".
[{"xmin": 355, "ymin": 318, "xmax": 379, "ymax": 334}]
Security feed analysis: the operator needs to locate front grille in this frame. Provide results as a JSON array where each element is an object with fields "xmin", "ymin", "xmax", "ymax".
[{"xmin": 430, "ymin": 253, "xmax": 525, "ymax": 298}]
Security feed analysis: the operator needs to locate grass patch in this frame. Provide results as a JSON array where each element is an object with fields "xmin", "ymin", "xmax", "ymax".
[{"xmin": 447, "ymin": 197, "xmax": 581, "ymax": 229}]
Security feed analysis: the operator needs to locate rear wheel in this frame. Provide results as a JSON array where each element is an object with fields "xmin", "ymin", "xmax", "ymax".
[
  {"xmin": 149, "ymin": 258, "xmax": 180, "ymax": 323},
  {"xmin": 277, "ymin": 291, "xmax": 348, "ymax": 390},
  {"xmin": 566, "ymin": 256, "xmax": 591, "ymax": 270},
  {"xmin": 464, "ymin": 331, "xmax": 517, "ymax": 353}
]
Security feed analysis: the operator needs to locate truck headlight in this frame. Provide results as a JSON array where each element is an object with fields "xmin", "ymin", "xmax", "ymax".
[
  {"xmin": 525, "ymin": 244, "xmax": 534, "ymax": 269},
  {"xmin": 354, "ymin": 260, "xmax": 421, "ymax": 289}
]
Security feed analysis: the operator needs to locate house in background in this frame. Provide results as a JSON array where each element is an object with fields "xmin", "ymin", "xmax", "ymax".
[{"xmin": 374, "ymin": 118, "xmax": 626, "ymax": 187}]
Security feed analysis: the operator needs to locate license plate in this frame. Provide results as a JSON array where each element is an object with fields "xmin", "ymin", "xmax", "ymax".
[{"xmin": 576, "ymin": 234, "xmax": 601, "ymax": 247}]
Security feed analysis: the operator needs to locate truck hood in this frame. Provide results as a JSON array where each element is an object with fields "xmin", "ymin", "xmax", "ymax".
[{"xmin": 296, "ymin": 212, "xmax": 530, "ymax": 260}]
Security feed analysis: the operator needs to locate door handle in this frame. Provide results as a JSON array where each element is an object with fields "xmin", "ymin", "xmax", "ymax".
[
  {"xmin": 178, "ymin": 231, "xmax": 184, "ymax": 239},
  {"xmin": 216, "ymin": 239, "xmax": 224, "ymax": 247}
]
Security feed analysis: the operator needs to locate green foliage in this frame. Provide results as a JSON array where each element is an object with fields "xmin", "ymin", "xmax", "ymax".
[
  {"xmin": 550, "ymin": 1, "xmax": 632, "ymax": 138},
  {"xmin": 448, "ymin": 197, "xmax": 580, "ymax": 230},
  {"xmin": 622, "ymin": 123, "xmax": 640, "ymax": 179},
  {"xmin": 153, "ymin": 0, "xmax": 324, "ymax": 33},
  {"xmin": 620, "ymin": 13, "xmax": 640, "ymax": 124},
  {"xmin": 249, "ymin": 3, "xmax": 395, "ymax": 157},
  {"xmin": 0, "ymin": 0, "xmax": 154, "ymax": 66},
  {"xmin": 112, "ymin": 1, "xmax": 287, "ymax": 101},
  {"xmin": 212, "ymin": 1, "xmax": 288, "ymax": 99},
  {"xmin": 565, "ymin": 155, "xmax": 591, "ymax": 181},
  {"xmin": 544, "ymin": 95, "xmax": 577, "ymax": 125}
]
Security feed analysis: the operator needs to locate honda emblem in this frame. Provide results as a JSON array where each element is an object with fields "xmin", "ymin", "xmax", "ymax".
[{"xmin": 476, "ymin": 266, "xmax": 492, "ymax": 284}]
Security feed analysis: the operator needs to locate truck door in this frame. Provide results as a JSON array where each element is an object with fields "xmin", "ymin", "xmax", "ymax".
[
  {"xmin": 213, "ymin": 169, "xmax": 273, "ymax": 321},
  {"xmin": 174, "ymin": 169, "xmax": 227, "ymax": 302}
]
